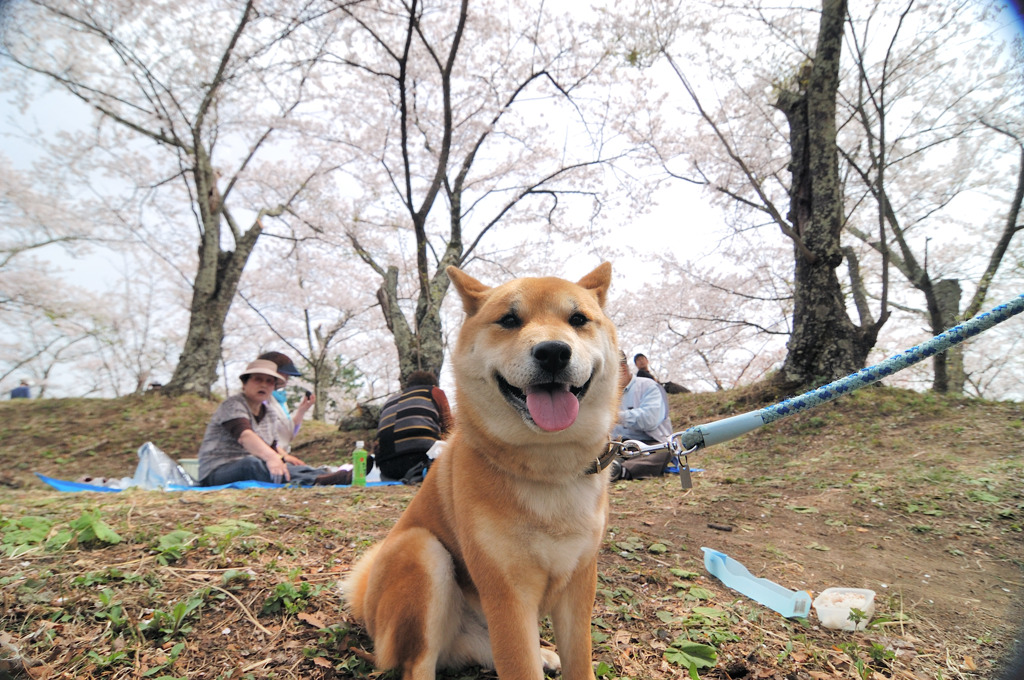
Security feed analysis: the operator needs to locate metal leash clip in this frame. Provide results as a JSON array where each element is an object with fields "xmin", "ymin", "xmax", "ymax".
[
  {"xmin": 676, "ymin": 446, "xmax": 697, "ymax": 489},
  {"xmin": 617, "ymin": 439, "xmax": 669, "ymax": 458},
  {"xmin": 666, "ymin": 432, "xmax": 698, "ymax": 489}
]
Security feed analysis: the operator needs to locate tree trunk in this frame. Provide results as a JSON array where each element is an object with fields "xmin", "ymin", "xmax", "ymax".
[
  {"xmin": 377, "ymin": 265, "xmax": 451, "ymax": 386},
  {"xmin": 932, "ymin": 278, "xmax": 964, "ymax": 393},
  {"xmin": 163, "ymin": 156, "xmax": 263, "ymax": 397},
  {"xmin": 774, "ymin": 0, "xmax": 875, "ymax": 387},
  {"xmin": 166, "ymin": 289, "xmax": 234, "ymax": 397},
  {"xmin": 163, "ymin": 245, "xmax": 254, "ymax": 397}
]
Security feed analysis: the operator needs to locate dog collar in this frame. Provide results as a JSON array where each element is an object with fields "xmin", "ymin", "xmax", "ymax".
[{"xmin": 583, "ymin": 442, "xmax": 621, "ymax": 476}]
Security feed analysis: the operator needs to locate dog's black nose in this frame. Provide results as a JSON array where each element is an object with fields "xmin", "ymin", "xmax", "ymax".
[{"xmin": 532, "ymin": 341, "xmax": 572, "ymax": 375}]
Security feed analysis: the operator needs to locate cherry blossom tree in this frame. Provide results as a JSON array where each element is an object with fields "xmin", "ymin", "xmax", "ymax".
[
  {"xmin": 2, "ymin": 0, "xmax": 666, "ymax": 397},
  {"xmin": 319, "ymin": 0, "xmax": 655, "ymax": 384},
  {"xmin": 1, "ymin": 0, "xmax": 351, "ymax": 396},
  {"xmin": 602, "ymin": 0, "xmax": 879, "ymax": 387},
  {"xmin": 604, "ymin": 0, "xmax": 1023, "ymax": 393},
  {"xmin": 837, "ymin": 1, "xmax": 1024, "ymax": 393}
]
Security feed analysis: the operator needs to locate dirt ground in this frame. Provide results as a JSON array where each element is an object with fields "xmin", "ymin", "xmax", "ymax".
[{"xmin": 0, "ymin": 388, "xmax": 1021, "ymax": 679}]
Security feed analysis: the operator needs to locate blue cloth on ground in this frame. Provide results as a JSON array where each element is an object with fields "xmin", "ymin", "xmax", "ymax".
[
  {"xmin": 666, "ymin": 465, "xmax": 704, "ymax": 474},
  {"xmin": 35, "ymin": 473, "xmax": 401, "ymax": 492},
  {"xmin": 35, "ymin": 475, "xmax": 123, "ymax": 493}
]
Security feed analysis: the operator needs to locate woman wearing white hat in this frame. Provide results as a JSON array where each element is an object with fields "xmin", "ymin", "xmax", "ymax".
[{"xmin": 197, "ymin": 359, "xmax": 337, "ymax": 486}]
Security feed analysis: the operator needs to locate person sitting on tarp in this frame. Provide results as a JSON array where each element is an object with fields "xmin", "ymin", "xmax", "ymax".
[
  {"xmin": 197, "ymin": 359, "xmax": 341, "ymax": 486},
  {"xmin": 609, "ymin": 351, "xmax": 673, "ymax": 481},
  {"xmin": 375, "ymin": 370, "xmax": 453, "ymax": 482}
]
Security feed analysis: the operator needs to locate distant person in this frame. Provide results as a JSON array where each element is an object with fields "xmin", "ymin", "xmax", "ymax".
[
  {"xmin": 197, "ymin": 359, "xmax": 340, "ymax": 486},
  {"xmin": 633, "ymin": 352, "xmax": 690, "ymax": 394},
  {"xmin": 10, "ymin": 380, "xmax": 31, "ymax": 399},
  {"xmin": 610, "ymin": 352, "xmax": 673, "ymax": 481},
  {"xmin": 375, "ymin": 370, "xmax": 453, "ymax": 481},
  {"xmin": 258, "ymin": 351, "xmax": 315, "ymax": 452},
  {"xmin": 633, "ymin": 353, "xmax": 656, "ymax": 381}
]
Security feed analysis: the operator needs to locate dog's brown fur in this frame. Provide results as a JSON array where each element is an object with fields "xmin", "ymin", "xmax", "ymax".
[{"xmin": 342, "ymin": 263, "xmax": 620, "ymax": 680}]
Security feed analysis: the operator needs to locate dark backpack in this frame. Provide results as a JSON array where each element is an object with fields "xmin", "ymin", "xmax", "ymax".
[
  {"xmin": 618, "ymin": 449, "xmax": 674, "ymax": 479},
  {"xmin": 376, "ymin": 385, "xmax": 442, "ymax": 478}
]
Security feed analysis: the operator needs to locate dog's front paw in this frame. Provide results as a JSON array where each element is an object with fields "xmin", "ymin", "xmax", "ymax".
[{"xmin": 540, "ymin": 648, "xmax": 561, "ymax": 673}]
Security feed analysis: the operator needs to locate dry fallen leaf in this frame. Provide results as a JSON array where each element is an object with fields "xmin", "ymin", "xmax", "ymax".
[
  {"xmin": 297, "ymin": 611, "xmax": 326, "ymax": 629},
  {"xmin": 25, "ymin": 663, "xmax": 54, "ymax": 680}
]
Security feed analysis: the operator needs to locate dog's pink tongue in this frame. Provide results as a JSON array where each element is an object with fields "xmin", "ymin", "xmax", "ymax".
[{"xmin": 525, "ymin": 384, "xmax": 579, "ymax": 432}]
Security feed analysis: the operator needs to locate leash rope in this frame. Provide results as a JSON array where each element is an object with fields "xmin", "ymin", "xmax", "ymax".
[{"xmin": 612, "ymin": 293, "xmax": 1024, "ymax": 487}]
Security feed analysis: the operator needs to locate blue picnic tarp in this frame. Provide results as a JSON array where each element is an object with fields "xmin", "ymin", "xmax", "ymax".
[{"xmin": 35, "ymin": 473, "xmax": 401, "ymax": 492}]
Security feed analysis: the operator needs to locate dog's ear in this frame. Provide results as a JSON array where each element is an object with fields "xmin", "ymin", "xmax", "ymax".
[
  {"xmin": 576, "ymin": 262, "xmax": 612, "ymax": 308},
  {"xmin": 447, "ymin": 266, "xmax": 491, "ymax": 316}
]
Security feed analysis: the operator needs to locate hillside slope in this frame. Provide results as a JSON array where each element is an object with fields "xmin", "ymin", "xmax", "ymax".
[
  {"xmin": 0, "ymin": 393, "xmax": 369, "ymax": 487},
  {"xmin": 0, "ymin": 387, "xmax": 1021, "ymax": 679}
]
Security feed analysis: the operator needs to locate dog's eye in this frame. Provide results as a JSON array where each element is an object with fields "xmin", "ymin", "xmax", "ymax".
[
  {"xmin": 497, "ymin": 313, "xmax": 521, "ymax": 329},
  {"xmin": 569, "ymin": 312, "xmax": 588, "ymax": 328}
]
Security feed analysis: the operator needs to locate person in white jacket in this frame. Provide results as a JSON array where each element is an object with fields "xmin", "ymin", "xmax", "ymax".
[
  {"xmin": 612, "ymin": 352, "xmax": 672, "ymax": 444},
  {"xmin": 609, "ymin": 352, "xmax": 674, "ymax": 481}
]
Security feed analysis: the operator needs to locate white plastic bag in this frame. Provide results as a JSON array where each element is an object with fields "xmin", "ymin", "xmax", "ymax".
[{"xmin": 132, "ymin": 442, "xmax": 195, "ymax": 489}]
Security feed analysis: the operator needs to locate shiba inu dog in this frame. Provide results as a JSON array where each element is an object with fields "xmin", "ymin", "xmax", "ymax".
[{"xmin": 342, "ymin": 263, "xmax": 621, "ymax": 680}]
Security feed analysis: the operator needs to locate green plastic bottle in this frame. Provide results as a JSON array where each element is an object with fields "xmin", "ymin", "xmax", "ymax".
[{"xmin": 352, "ymin": 440, "xmax": 368, "ymax": 487}]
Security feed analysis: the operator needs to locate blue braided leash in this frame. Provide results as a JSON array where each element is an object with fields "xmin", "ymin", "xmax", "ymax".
[{"xmin": 672, "ymin": 292, "xmax": 1024, "ymax": 452}]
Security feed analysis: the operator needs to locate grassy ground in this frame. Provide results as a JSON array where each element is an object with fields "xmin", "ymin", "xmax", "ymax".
[{"xmin": 0, "ymin": 387, "xmax": 1021, "ymax": 679}]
